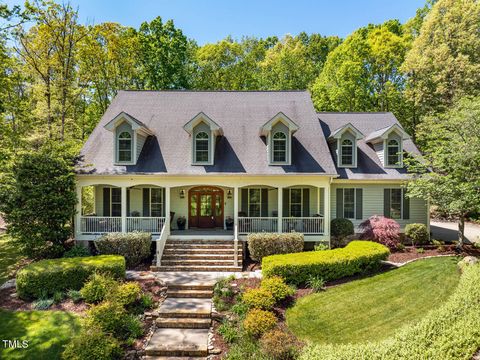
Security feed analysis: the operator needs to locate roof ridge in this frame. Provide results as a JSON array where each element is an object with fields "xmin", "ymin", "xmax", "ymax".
[{"xmin": 317, "ymin": 111, "xmax": 391, "ymax": 114}]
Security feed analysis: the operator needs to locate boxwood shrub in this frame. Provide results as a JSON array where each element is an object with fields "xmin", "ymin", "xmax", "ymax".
[
  {"xmin": 95, "ymin": 232, "xmax": 151, "ymax": 268},
  {"xmin": 262, "ymin": 241, "xmax": 389, "ymax": 285},
  {"xmin": 16, "ymin": 255, "xmax": 125, "ymax": 300},
  {"xmin": 248, "ymin": 232, "xmax": 304, "ymax": 261},
  {"xmin": 300, "ymin": 262, "xmax": 480, "ymax": 360}
]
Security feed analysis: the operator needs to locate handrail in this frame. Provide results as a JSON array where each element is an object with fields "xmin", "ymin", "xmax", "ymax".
[
  {"xmin": 234, "ymin": 223, "xmax": 239, "ymax": 267},
  {"xmin": 155, "ymin": 215, "xmax": 169, "ymax": 267}
]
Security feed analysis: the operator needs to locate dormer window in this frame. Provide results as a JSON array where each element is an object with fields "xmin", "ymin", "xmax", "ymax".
[
  {"xmin": 260, "ymin": 112, "xmax": 299, "ymax": 166},
  {"xmin": 273, "ymin": 132, "xmax": 287, "ymax": 162},
  {"xmin": 387, "ymin": 139, "xmax": 400, "ymax": 166},
  {"xmin": 118, "ymin": 132, "xmax": 132, "ymax": 162},
  {"xmin": 195, "ymin": 131, "xmax": 210, "ymax": 163},
  {"xmin": 183, "ymin": 112, "xmax": 223, "ymax": 166},
  {"xmin": 328, "ymin": 123, "xmax": 364, "ymax": 168},
  {"xmin": 340, "ymin": 139, "xmax": 354, "ymax": 166}
]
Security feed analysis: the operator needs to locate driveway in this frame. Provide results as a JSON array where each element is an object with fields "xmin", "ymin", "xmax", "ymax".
[{"xmin": 430, "ymin": 220, "xmax": 480, "ymax": 244}]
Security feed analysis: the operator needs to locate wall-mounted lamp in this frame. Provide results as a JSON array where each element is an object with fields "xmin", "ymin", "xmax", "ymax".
[
  {"xmin": 227, "ymin": 189, "xmax": 232, "ymax": 199},
  {"xmin": 179, "ymin": 189, "xmax": 186, "ymax": 198}
]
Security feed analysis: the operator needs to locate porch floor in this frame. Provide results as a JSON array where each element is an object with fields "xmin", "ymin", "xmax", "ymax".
[{"xmin": 170, "ymin": 229, "xmax": 234, "ymax": 236}]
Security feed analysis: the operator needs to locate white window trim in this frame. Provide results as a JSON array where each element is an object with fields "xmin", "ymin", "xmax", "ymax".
[
  {"xmin": 194, "ymin": 131, "xmax": 210, "ymax": 165},
  {"xmin": 247, "ymin": 188, "xmax": 263, "ymax": 217},
  {"xmin": 384, "ymin": 137, "xmax": 403, "ymax": 168},
  {"xmin": 339, "ymin": 138, "xmax": 356, "ymax": 168},
  {"xmin": 116, "ymin": 130, "xmax": 135, "ymax": 165},
  {"xmin": 390, "ymin": 188, "xmax": 403, "ymax": 220},
  {"xmin": 268, "ymin": 126, "xmax": 292, "ymax": 166},
  {"xmin": 342, "ymin": 188, "xmax": 356, "ymax": 220},
  {"xmin": 289, "ymin": 188, "xmax": 304, "ymax": 217},
  {"xmin": 272, "ymin": 131, "xmax": 287, "ymax": 163},
  {"xmin": 110, "ymin": 187, "xmax": 121, "ymax": 217}
]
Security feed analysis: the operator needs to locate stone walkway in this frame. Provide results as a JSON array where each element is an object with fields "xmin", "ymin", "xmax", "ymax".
[{"xmin": 141, "ymin": 270, "xmax": 261, "ymax": 358}]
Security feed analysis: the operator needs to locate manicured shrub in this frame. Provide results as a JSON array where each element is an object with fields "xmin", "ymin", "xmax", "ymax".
[
  {"xmin": 262, "ymin": 241, "xmax": 390, "ymax": 286},
  {"xmin": 260, "ymin": 276, "xmax": 295, "ymax": 302},
  {"xmin": 95, "ymin": 232, "xmax": 151, "ymax": 268},
  {"xmin": 242, "ymin": 288, "xmax": 276, "ymax": 310},
  {"xmin": 243, "ymin": 309, "xmax": 277, "ymax": 337},
  {"xmin": 86, "ymin": 301, "xmax": 143, "ymax": 341},
  {"xmin": 299, "ymin": 263, "xmax": 480, "ymax": 360},
  {"xmin": 108, "ymin": 282, "xmax": 142, "ymax": 308},
  {"xmin": 16, "ymin": 255, "xmax": 125, "ymax": 300},
  {"xmin": 64, "ymin": 244, "xmax": 91, "ymax": 258},
  {"xmin": 248, "ymin": 232, "xmax": 304, "ymax": 262},
  {"xmin": 405, "ymin": 223, "xmax": 430, "ymax": 245},
  {"xmin": 331, "ymin": 218, "xmax": 354, "ymax": 240},
  {"xmin": 81, "ymin": 273, "xmax": 118, "ymax": 304},
  {"xmin": 62, "ymin": 325, "xmax": 123, "ymax": 360},
  {"xmin": 260, "ymin": 328, "xmax": 299, "ymax": 360},
  {"xmin": 359, "ymin": 215, "xmax": 400, "ymax": 249}
]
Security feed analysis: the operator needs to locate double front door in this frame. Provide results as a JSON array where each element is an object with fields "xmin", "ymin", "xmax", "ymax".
[{"xmin": 189, "ymin": 187, "xmax": 224, "ymax": 228}]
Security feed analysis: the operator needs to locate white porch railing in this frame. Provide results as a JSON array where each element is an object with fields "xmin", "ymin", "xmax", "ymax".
[
  {"xmin": 126, "ymin": 217, "xmax": 165, "ymax": 234},
  {"xmin": 155, "ymin": 215, "xmax": 169, "ymax": 267},
  {"xmin": 282, "ymin": 217, "xmax": 324, "ymax": 234},
  {"xmin": 80, "ymin": 216, "xmax": 122, "ymax": 234},
  {"xmin": 238, "ymin": 217, "xmax": 278, "ymax": 234}
]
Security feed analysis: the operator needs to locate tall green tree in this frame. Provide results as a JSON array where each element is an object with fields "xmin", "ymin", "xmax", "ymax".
[
  {"xmin": 403, "ymin": 0, "xmax": 480, "ymax": 116},
  {"xmin": 406, "ymin": 97, "xmax": 480, "ymax": 248},
  {"xmin": 137, "ymin": 16, "xmax": 195, "ymax": 89}
]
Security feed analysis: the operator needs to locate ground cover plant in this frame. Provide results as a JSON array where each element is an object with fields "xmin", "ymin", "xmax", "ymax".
[
  {"xmin": 299, "ymin": 258, "xmax": 480, "ymax": 360},
  {"xmin": 287, "ymin": 257, "xmax": 460, "ymax": 344}
]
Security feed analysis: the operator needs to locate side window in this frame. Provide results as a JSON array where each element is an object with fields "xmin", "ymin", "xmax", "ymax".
[
  {"xmin": 195, "ymin": 131, "xmax": 209, "ymax": 163},
  {"xmin": 343, "ymin": 188, "xmax": 355, "ymax": 219},
  {"xmin": 390, "ymin": 188, "xmax": 402, "ymax": 219},
  {"xmin": 386, "ymin": 139, "xmax": 400, "ymax": 166},
  {"xmin": 272, "ymin": 131, "xmax": 287, "ymax": 162},
  {"xmin": 111, "ymin": 188, "xmax": 121, "ymax": 216},
  {"xmin": 150, "ymin": 188, "xmax": 163, "ymax": 217},
  {"xmin": 117, "ymin": 132, "xmax": 132, "ymax": 162},
  {"xmin": 340, "ymin": 139, "xmax": 354, "ymax": 166},
  {"xmin": 248, "ymin": 188, "xmax": 261, "ymax": 217},
  {"xmin": 290, "ymin": 188, "xmax": 303, "ymax": 217}
]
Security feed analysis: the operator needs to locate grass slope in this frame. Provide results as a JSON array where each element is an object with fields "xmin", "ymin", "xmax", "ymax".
[
  {"xmin": 0, "ymin": 310, "xmax": 80, "ymax": 360},
  {"xmin": 286, "ymin": 256, "xmax": 460, "ymax": 344},
  {"xmin": 0, "ymin": 235, "xmax": 24, "ymax": 284}
]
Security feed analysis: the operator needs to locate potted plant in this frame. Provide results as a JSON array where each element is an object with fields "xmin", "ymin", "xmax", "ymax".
[
  {"xmin": 177, "ymin": 216, "xmax": 186, "ymax": 230},
  {"xmin": 225, "ymin": 216, "xmax": 234, "ymax": 230}
]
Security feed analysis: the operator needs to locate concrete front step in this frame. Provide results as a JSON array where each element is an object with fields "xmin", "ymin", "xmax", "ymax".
[
  {"xmin": 162, "ymin": 254, "xmax": 237, "ymax": 260},
  {"xmin": 161, "ymin": 259, "xmax": 240, "ymax": 266},
  {"xmin": 156, "ymin": 317, "xmax": 211, "ymax": 329},
  {"xmin": 164, "ymin": 244, "xmax": 236, "ymax": 249},
  {"xmin": 157, "ymin": 298, "xmax": 212, "ymax": 318},
  {"xmin": 167, "ymin": 239, "xmax": 237, "ymax": 244},
  {"xmin": 167, "ymin": 289, "xmax": 212, "ymax": 298},
  {"xmin": 152, "ymin": 265, "xmax": 243, "ymax": 272},
  {"xmin": 168, "ymin": 284, "xmax": 214, "ymax": 291},
  {"xmin": 163, "ymin": 248, "xmax": 242, "ymax": 255},
  {"xmin": 145, "ymin": 328, "xmax": 209, "ymax": 357}
]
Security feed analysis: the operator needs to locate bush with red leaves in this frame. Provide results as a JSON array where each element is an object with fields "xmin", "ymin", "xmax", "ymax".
[{"xmin": 359, "ymin": 215, "xmax": 400, "ymax": 250}]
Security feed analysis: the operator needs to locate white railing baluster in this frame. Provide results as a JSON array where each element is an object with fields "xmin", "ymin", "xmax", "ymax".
[
  {"xmin": 80, "ymin": 216, "xmax": 165, "ymax": 234},
  {"xmin": 281, "ymin": 217, "xmax": 324, "ymax": 235}
]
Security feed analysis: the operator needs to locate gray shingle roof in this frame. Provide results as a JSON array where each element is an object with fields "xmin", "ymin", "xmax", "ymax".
[
  {"xmin": 78, "ymin": 90, "xmax": 338, "ymax": 176},
  {"xmin": 318, "ymin": 112, "xmax": 421, "ymax": 180}
]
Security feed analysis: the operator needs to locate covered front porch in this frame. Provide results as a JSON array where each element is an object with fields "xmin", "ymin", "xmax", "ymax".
[{"xmin": 75, "ymin": 179, "xmax": 331, "ymax": 243}]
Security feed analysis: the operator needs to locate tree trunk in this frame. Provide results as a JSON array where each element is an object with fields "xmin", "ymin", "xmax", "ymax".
[{"xmin": 457, "ymin": 215, "xmax": 465, "ymax": 251}]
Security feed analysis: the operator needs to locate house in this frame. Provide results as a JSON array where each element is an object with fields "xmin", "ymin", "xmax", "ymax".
[{"xmin": 75, "ymin": 90, "xmax": 428, "ymax": 268}]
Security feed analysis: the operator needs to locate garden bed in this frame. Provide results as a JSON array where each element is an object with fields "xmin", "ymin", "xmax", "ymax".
[{"xmin": 388, "ymin": 244, "xmax": 480, "ymax": 263}]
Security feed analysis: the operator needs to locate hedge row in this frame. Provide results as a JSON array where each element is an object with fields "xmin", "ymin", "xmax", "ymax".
[
  {"xmin": 248, "ymin": 232, "xmax": 304, "ymax": 261},
  {"xmin": 16, "ymin": 255, "xmax": 126, "ymax": 299},
  {"xmin": 300, "ymin": 262, "xmax": 480, "ymax": 360},
  {"xmin": 262, "ymin": 241, "xmax": 390, "ymax": 285},
  {"xmin": 96, "ymin": 232, "xmax": 151, "ymax": 268}
]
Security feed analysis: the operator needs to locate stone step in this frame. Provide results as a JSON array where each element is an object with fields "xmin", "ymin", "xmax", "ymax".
[
  {"xmin": 167, "ymin": 284, "xmax": 213, "ymax": 291},
  {"xmin": 157, "ymin": 298, "xmax": 212, "ymax": 319},
  {"xmin": 162, "ymin": 254, "xmax": 236, "ymax": 260},
  {"xmin": 166, "ymin": 239, "xmax": 237, "ymax": 244},
  {"xmin": 156, "ymin": 317, "xmax": 211, "ymax": 329},
  {"xmin": 163, "ymin": 248, "xmax": 242, "ymax": 255},
  {"xmin": 161, "ymin": 259, "xmax": 239, "ymax": 266},
  {"xmin": 167, "ymin": 289, "xmax": 213, "ymax": 298},
  {"xmin": 145, "ymin": 328, "xmax": 209, "ymax": 357},
  {"xmin": 152, "ymin": 265, "xmax": 243, "ymax": 272},
  {"xmin": 164, "ymin": 244, "xmax": 235, "ymax": 249}
]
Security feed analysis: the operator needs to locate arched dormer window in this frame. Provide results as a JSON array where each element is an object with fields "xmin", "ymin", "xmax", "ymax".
[
  {"xmin": 117, "ymin": 131, "xmax": 132, "ymax": 162},
  {"xmin": 272, "ymin": 131, "xmax": 287, "ymax": 162},
  {"xmin": 340, "ymin": 139, "xmax": 354, "ymax": 166},
  {"xmin": 387, "ymin": 139, "xmax": 400, "ymax": 166},
  {"xmin": 195, "ymin": 131, "xmax": 209, "ymax": 163}
]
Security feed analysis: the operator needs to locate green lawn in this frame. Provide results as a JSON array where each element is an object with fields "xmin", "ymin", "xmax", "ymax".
[
  {"xmin": 0, "ymin": 310, "xmax": 80, "ymax": 360},
  {"xmin": 0, "ymin": 234, "xmax": 25, "ymax": 284},
  {"xmin": 286, "ymin": 256, "xmax": 461, "ymax": 344}
]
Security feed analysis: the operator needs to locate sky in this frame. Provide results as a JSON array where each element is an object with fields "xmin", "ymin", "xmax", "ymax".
[{"xmin": 4, "ymin": 0, "xmax": 425, "ymax": 44}]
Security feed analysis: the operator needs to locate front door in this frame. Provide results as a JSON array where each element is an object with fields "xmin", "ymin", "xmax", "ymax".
[{"xmin": 189, "ymin": 187, "xmax": 224, "ymax": 228}]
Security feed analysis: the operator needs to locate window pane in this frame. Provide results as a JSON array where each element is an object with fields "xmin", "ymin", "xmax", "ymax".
[
  {"xmin": 196, "ymin": 151, "xmax": 209, "ymax": 162},
  {"xmin": 119, "ymin": 149, "xmax": 131, "ymax": 162},
  {"xmin": 151, "ymin": 188, "xmax": 162, "ymax": 203},
  {"xmin": 112, "ymin": 204, "xmax": 121, "ymax": 217},
  {"xmin": 248, "ymin": 189, "xmax": 261, "ymax": 217},
  {"xmin": 341, "ymin": 144, "xmax": 353, "ymax": 165},
  {"xmin": 151, "ymin": 204, "xmax": 162, "ymax": 217},
  {"xmin": 200, "ymin": 195, "xmax": 212, "ymax": 216},
  {"xmin": 273, "ymin": 137, "xmax": 287, "ymax": 162},
  {"xmin": 387, "ymin": 141, "xmax": 400, "ymax": 165},
  {"xmin": 343, "ymin": 189, "xmax": 355, "ymax": 219},
  {"xmin": 215, "ymin": 196, "xmax": 222, "ymax": 217},
  {"xmin": 249, "ymin": 204, "xmax": 260, "ymax": 217},
  {"xmin": 111, "ymin": 188, "xmax": 121, "ymax": 202},
  {"xmin": 249, "ymin": 189, "xmax": 261, "ymax": 204},
  {"xmin": 291, "ymin": 204, "xmax": 302, "ymax": 217},
  {"xmin": 190, "ymin": 194, "xmax": 197, "ymax": 216},
  {"xmin": 290, "ymin": 189, "xmax": 301, "ymax": 203},
  {"xmin": 390, "ymin": 189, "xmax": 402, "ymax": 219}
]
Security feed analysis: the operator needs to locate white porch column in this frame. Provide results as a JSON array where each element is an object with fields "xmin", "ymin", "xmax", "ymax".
[
  {"xmin": 317, "ymin": 187, "xmax": 321, "ymax": 215},
  {"xmin": 121, "ymin": 186, "xmax": 127, "ymax": 233},
  {"xmin": 233, "ymin": 186, "xmax": 239, "ymax": 266},
  {"xmin": 75, "ymin": 184, "xmax": 82, "ymax": 239},
  {"xmin": 324, "ymin": 185, "xmax": 331, "ymax": 245},
  {"xmin": 278, "ymin": 187, "xmax": 283, "ymax": 233},
  {"xmin": 165, "ymin": 186, "xmax": 171, "ymax": 235}
]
